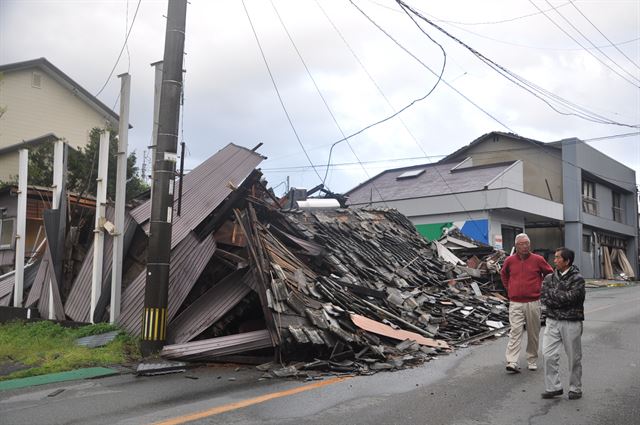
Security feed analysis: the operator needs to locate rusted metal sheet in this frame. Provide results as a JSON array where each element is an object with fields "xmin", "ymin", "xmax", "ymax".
[
  {"xmin": 118, "ymin": 232, "xmax": 216, "ymax": 335},
  {"xmin": 160, "ymin": 329, "xmax": 274, "ymax": 361},
  {"xmin": 168, "ymin": 269, "xmax": 252, "ymax": 344},
  {"xmin": 350, "ymin": 313, "xmax": 449, "ymax": 349},
  {"xmin": 64, "ymin": 210, "xmax": 136, "ymax": 322},
  {"xmin": 130, "ymin": 143, "xmax": 265, "ymax": 249}
]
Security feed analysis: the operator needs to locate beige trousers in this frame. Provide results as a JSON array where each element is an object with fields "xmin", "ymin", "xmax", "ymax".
[{"xmin": 505, "ymin": 300, "xmax": 541, "ymax": 366}]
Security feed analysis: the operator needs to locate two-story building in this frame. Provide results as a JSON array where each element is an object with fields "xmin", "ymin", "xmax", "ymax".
[
  {"xmin": 0, "ymin": 57, "xmax": 120, "ymax": 181},
  {"xmin": 346, "ymin": 131, "xmax": 638, "ymax": 279}
]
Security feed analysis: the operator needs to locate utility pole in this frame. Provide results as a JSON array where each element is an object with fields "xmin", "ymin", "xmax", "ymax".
[
  {"xmin": 110, "ymin": 73, "xmax": 130, "ymax": 324},
  {"xmin": 141, "ymin": 0, "xmax": 187, "ymax": 356}
]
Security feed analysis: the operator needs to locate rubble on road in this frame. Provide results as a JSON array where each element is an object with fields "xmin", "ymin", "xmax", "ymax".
[{"xmin": 5, "ymin": 143, "xmax": 511, "ymax": 377}]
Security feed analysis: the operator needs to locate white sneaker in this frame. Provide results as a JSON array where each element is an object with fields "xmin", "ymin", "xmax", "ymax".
[
  {"xmin": 506, "ymin": 363, "xmax": 521, "ymax": 373},
  {"xmin": 528, "ymin": 364, "xmax": 538, "ymax": 371}
]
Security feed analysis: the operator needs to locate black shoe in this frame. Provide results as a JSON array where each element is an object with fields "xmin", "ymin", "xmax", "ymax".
[
  {"xmin": 541, "ymin": 389, "xmax": 563, "ymax": 399},
  {"xmin": 568, "ymin": 391, "xmax": 582, "ymax": 400}
]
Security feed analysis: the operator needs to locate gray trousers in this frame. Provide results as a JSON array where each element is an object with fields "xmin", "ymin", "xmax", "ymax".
[{"xmin": 542, "ymin": 318, "xmax": 583, "ymax": 393}]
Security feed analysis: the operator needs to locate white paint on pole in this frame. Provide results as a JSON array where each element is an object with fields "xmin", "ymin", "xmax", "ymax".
[
  {"xmin": 110, "ymin": 73, "xmax": 130, "ymax": 324},
  {"xmin": 13, "ymin": 149, "xmax": 28, "ymax": 307},
  {"xmin": 90, "ymin": 130, "xmax": 110, "ymax": 323}
]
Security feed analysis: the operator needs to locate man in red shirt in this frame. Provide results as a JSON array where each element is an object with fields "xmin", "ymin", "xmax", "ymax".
[{"xmin": 501, "ymin": 233, "xmax": 553, "ymax": 373}]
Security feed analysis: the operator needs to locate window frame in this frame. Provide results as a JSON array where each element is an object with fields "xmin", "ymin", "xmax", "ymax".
[
  {"xmin": 581, "ymin": 180, "xmax": 598, "ymax": 215},
  {"xmin": 0, "ymin": 217, "xmax": 16, "ymax": 250},
  {"xmin": 612, "ymin": 191, "xmax": 624, "ymax": 223}
]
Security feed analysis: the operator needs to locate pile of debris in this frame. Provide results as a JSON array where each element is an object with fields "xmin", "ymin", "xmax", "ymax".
[
  {"xmin": 435, "ymin": 227, "xmax": 507, "ymax": 292},
  {"xmin": 3, "ymin": 143, "xmax": 510, "ymax": 377}
]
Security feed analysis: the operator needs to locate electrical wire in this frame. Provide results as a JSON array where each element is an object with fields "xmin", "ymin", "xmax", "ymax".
[
  {"xmin": 396, "ymin": 0, "xmax": 638, "ymax": 128},
  {"xmin": 241, "ymin": 0, "xmax": 324, "ymax": 184},
  {"xmin": 316, "ymin": 0, "xmax": 446, "ymax": 170},
  {"xmin": 543, "ymin": 0, "xmax": 640, "ymax": 84},
  {"xmin": 350, "ymin": 0, "xmax": 514, "ymax": 133},
  {"xmin": 95, "ymin": 0, "xmax": 141, "ymax": 97},
  {"xmin": 529, "ymin": 0, "xmax": 640, "ymax": 88},
  {"xmin": 269, "ymin": 0, "xmax": 386, "ymax": 203},
  {"xmin": 368, "ymin": 0, "xmax": 573, "ymax": 27},
  {"xmin": 569, "ymin": 0, "xmax": 640, "ymax": 70}
]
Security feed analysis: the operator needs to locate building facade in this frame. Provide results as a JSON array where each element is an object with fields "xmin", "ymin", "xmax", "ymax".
[
  {"xmin": 0, "ymin": 57, "xmax": 120, "ymax": 181},
  {"xmin": 346, "ymin": 132, "xmax": 638, "ymax": 279}
]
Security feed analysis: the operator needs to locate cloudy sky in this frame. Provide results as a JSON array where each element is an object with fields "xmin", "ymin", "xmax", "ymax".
[{"xmin": 1, "ymin": 0, "xmax": 639, "ymax": 196}]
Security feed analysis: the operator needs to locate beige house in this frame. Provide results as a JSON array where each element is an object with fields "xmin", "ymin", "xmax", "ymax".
[{"xmin": 0, "ymin": 57, "xmax": 120, "ymax": 181}]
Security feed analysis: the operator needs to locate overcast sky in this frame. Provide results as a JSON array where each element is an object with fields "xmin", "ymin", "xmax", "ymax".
[{"xmin": 1, "ymin": 0, "xmax": 638, "ymax": 196}]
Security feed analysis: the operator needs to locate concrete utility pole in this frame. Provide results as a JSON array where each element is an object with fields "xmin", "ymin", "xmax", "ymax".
[
  {"xmin": 141, "ymin": 0, "xmax": 187, "ymax": 355},
  {"xmin": 49, "ymin": 139, "xmax": 66, "ymax": 319},
  {"xmin": 90, "ymin": 130, "xmax": 110, "ymax": 323},
  {"xmin": 13, "ymin": 149, "xmax": 28, "ymax": 307},
  {"xmin": 110, "ymin": 73, "xmax": 130, "ymax": 324}
]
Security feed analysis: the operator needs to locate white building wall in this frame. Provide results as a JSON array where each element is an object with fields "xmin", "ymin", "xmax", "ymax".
[{"xmin": 0, "ymin": 69, "xmax": 111, "ymax": 150}]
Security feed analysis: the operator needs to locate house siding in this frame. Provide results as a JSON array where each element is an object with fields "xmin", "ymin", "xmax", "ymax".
[{"xmin": 0, "ymin": 68, "xmax": 110, "ymax": 151}]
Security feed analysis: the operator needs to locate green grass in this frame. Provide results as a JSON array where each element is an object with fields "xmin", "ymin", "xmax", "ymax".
[{"xmin": 0, "ymin": 321, "xmax": 140, "ymax": 381}]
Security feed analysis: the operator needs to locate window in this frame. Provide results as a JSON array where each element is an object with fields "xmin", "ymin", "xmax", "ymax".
[
  {"xmin": 0, "ymin": 218, "xmax": 15, "ymax": 249},
  {"xmin": 582, "ymin": 180, "xmax": 598, "ymax": 215},
  {"xmin": 612, "ymin": 191, "xmax": 623, "ymax": 223},
  {"xmin": 396, "ymin": 169, "xmax": 425, "ymax": 180},
  {"xmin": 582, "ymin": 235, "xmax": 592, "ymax": 252}
]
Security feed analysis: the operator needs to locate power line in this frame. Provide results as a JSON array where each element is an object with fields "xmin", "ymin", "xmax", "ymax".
[
  {"xmin": 372, "ymin": 0, "xmax": 573, "ymax": 27},
  {"xmin": 269, "ymin": 0, "xmax": 386, "ymax": 204},
  {"xmin": 543, "ymin": 0, "xmax": 640, "ymax": 83},
  {"xmin": 241, "ymin": 0, "xmax": 325, "ymax": 185},
  {"xmin": 316, "ymin": 0, "xmax": 445, "ymax": 170},
  {"xmin": 350, "ymin": 0, "xmax": 514, "ymax": 133},
  {"xmin": 529, "ymin": 0, "xmax": 640, "ymax": 88},
  {"xmin": 569, "ymin": 0, "xmax": 640, "ymax": 70},
  {"xmin": 95, "ymin": 0, "xmax": 142, "ymax": 97},
  {"xmin": 396, "ymin": 0, "xmax": 638, "ymax": 128}
]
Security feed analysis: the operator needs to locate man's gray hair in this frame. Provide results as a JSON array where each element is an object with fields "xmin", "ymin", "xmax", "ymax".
[{"xmin": 515, "ymin": 233, "xmax": 530, "ymax": 244}]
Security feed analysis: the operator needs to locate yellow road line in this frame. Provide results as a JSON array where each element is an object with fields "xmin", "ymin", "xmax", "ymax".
[
  {"xmin": 153, "ymin": 376, "xmax": 350, "ymax": 425},
  {"xmin": 586, "ymin": 296, "xmax": 640, "ymax": 315}
]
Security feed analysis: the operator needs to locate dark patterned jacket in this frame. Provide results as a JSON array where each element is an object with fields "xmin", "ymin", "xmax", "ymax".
[{"xmin": 541, "ymin": 265, "xmax": 585, "ymax": 321}]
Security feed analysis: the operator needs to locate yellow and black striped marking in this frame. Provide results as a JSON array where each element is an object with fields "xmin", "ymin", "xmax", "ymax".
[{"xmin": 142, "ymin": 307, "xmax": 167, "ymax": 341}]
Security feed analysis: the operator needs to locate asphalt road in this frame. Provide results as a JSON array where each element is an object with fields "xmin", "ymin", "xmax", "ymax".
[{"xmin": 1, "ymin": 284, "xmax": 638, "ymax": 425}]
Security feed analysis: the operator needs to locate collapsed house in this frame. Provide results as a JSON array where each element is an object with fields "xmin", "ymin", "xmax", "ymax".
[{"xmin": 3, "ymin": 143, "xmax": 511, "ymax": 375}]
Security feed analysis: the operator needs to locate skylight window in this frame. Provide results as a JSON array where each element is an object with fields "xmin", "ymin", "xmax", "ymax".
[{"xmin": 396, "ymin": 169, "xmax": 425, "ymax": 180}]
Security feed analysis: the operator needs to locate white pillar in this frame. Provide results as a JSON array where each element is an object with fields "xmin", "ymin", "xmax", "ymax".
[
  {"xmin": 110, "ymin": 73, "xmax": 130, "ymax": 323},
  {"xmin": 90, "ymin": 130, "xmax": 110, "ymax": 323},
  {"xmin": 49, "ymin": 139, "xmax": 64, "ymax": 319},
  {"xmin": 13, "ymin": 149, "xmax": 28, "ymax": 307}
]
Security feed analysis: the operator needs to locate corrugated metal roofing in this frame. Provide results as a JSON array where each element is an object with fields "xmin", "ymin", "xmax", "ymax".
[
  {"xmin": 347, "ymin": 161, "xmax": 516, "ymax": 205},
  {"xmin": 118, "ymin": 232, "xmax": 216, "ymax": 335},
  {"xmin": 160, "ymin": 329, "xmax": 273, "ymax": 361},
  {"xmin": 0, "ymin": 261, "xmax": 39, "ymax": 305},
  {"xmin": 64, "ymin": 210, "xmax": 136, "ymax": 322},
  {"xmin": 167, "ymin": 269, "xmax": 252, "ymax": 344},
  {"xmin": 130, "ymin": 143, "xmax": 265, "ymax": 249}
]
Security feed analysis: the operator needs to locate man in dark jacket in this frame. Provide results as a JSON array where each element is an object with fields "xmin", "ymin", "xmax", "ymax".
[
  {"xmin": 501, "ymin": 233, "xmax": 553, "ymax": 373},
  {"xmin": 540, "ymin": 247, "xmax": 585, "ymax": 400}
]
